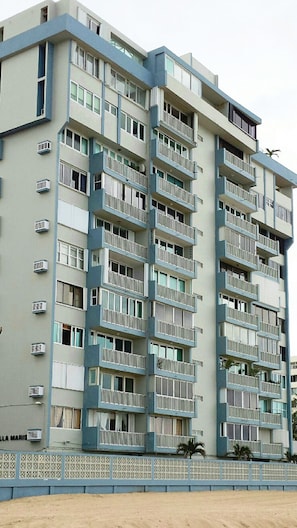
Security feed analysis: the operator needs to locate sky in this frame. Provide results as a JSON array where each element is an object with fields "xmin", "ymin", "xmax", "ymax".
[{"xmin": 1, "ymin": 0, "xmax": 297, "ymax": 348}]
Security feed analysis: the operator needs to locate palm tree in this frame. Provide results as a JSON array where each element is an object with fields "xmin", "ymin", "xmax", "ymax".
[
  {"xmin": 176, "ymin": 438, "xmax": 206, "ymax": 459},
  {"xmin": 232, "ymin": 443, "xmax": 253, "ymax": 461},
  {"xmin": 265, "ymin": 148, "xmax": 280, "ymax": 158}
]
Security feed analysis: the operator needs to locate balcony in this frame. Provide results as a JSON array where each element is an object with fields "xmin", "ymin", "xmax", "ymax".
[
  {"xmin": 257, "ymin": 351, "xmax": 281, "ymax": 370},
  {"xmin": 217, "ymin": 177, "xmax": 257, "ymax": 213},
  {"xmin": 90, "ymin": 150, "xmax": 148, "ymax": 190},
  {"xmin": 82, "ymin": 427, "xmax": 146, "ymax": 452},
  {"xmin": 217, "ymin": 209, "xmax": 257, "ymax": 238},
  {"xmin": 89, "ymin": 227, "xmax": 148, "ymax": 262},
  {"xmin": 218, "ymin": 240, "xmax": 258, "ymax": 271},
  {"xmin": 88, "ymin": 305, "xmax": 146, "ymax": 337},
  {"xmin": 90, "ymin": 189, "xmax": 148, "ymax": 229},
  {"xmin": 149, "ymin": 317, "xmax": 196, "ymax": 347},
  {"xmin": 258, "ymin": 321, "xmax": 280, "ymax": 339},
  {"xmin": 160, "ymin": 111, "xmax": 195, "ymax": 145},
  {"xmin": 150, "ymin": 173, "xmax": 197, "ymax": 212},
  {"xmin": 218, "ymin": 369, "xmax": 259, "ymax": 392},
  {"xmin": 217, "ymin": 304, "xmax": 258, "ymax": 330},
  {"xmin": 218, "ymin": 336, "xmax": 259, "ymax": 362},
  {"xmin": 216, "ymin": 148, "xmax": 256, "ymax": 185},
  {"xmin": 86, "ymin": 386, "xmax": 146, "ymax": 411},
  {"xmin": 217, "ymin": 271, "xmax": 258, "ymax": 301},
  {"xmin": 260, "ymin": 412, "xmax": 282, "ymax": 428},
  {"xmin": 108, "ymin": 270, "xmax": 144, "ymax": 296},
  {"xmin": 150, "ymin": 209, "xmax": 196, "ymax": 246},
  {"xmin": 225, "ymin": 439, "xmax": 283, "ymax": 459},
  {"xmin": 227, "ymin": 405, "xmax": 260, "ymax": 422},
  {"xmin": 149, "ymin": 281, "xmax": 196, "ymax": 312},
  {"xmin": 259, "ymin": 380, "xmax": 282, "ymax": 398},
  {"xmin": 257, "ymin": 234, "xmax": 279, "ymax": 257},
  {"xmin": 148, "ymin": 354, "xmax": 196, "ymax": 380},
  {"xmin": 149, "ymin": 393, "xmax": 195, "ymax": 417},
  {"xmin": 149, "ymin": 433, "xmax": 194, "ymax": 453},
  {"xmin": 257, "ymin": 263, "xmax": 279, "ymax": 281},
  {"xmin": 85, "ymin": 344, "xmax": 146, "ymax": 374},
  {"xmin": 150, "ymin": 246, "xmax": 196, "ymax": 279},
  {"xmin": 151, "ymin": 138, "xmax": 196, "ymax": 179}
]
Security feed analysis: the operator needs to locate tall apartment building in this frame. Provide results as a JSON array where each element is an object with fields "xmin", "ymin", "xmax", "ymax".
[{"xmin": 0, "ymin": 0, "xmax": 296, "ymax": 460}]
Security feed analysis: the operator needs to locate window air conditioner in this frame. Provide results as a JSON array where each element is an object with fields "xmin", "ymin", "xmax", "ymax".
[
  {"xmin": 36, "ymin": 179, "xmax": 51, "ymax": 193},
  {"xmin": 27, "ymin": 429, "xmax": 42, "ymax": 441},
  {"xmin": 37, "ymin": 140, "xmax": 52, "ymax": 154},
  {"xmin": 33, "ymin": 260, "xmax": 49, "ymax": 273},
  {"xmin": 31, "ymin": 343, "xmax": 46, "ymax": 355},
  {"xmin": 28, "ymin": 386, "xmax": 44, "ymax": 398},
  {"xmin": 32, "ymin": 301, "xmax": 47, "ymax": 314},
  {"xmin": 34, "ymin": 220, "xmax": 50, "ymax": 233}
]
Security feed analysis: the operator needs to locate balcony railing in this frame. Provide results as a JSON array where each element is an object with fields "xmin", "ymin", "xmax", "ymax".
[
  {"xmin": 224, "ymin": 179, "xmax": 257, "ymax": 207},
  {"xmin": 162, "ymin": 112, "xmax": 194, "ymax": 142},
  {"xmin": 102, "ymin": 309, "xmax": 146, "ymax": 332},
  {"xmin": 157, "ymin": 176, "xmax": 196, "ymax": 208},
  {"xmin": 157, "ymin": 357, "xmax": 195, "ymax": 377},
  {"xmin": 260, "ymin": 413, "xmax": 282, "ymax": 426},
  {"xmin": 225, "ymin": 242, "xmax": 258, "ymax": 267},
  {"xmin": 101, "ymin": 388, "xmax": 145, "ymax": 408},
  {"xmin": 228, "ymin": 406, "xmax": 260, "ymax": 421},
  {"xmin": 227, "ymin": 439, "xmax": 261, "ymax": 454},
  {"xmin": 156, "ymin": 247, "xmax": 196, "ymax": 275},
  {"xmin": 156, "ymin": 395, "xmax": 195, "ymax": 413},
  {"xmin": 156, "ymin": 210, "xmax": 195, "ymax": 240},
  {"xmin": 262, "ymin": 443, "xmax": 283, "ymax": 456},
  {"xmin": 156, "ymin": 434, "xmax": 193, "ymax": 449},
  {"xmin": 105, "ymin": 193, "xmax": 148, "ymax": 224},
  {"xmin": 104, "ymin": 231, "xmax": 147, "ymax": 260},
  {"xmin": 260, "ymin": 381, "xmax": 281, "ymax": 397},
  {"xmin": 227, "ymin": 372, "xmax": 259, "ymax": 390},
  {"xmin": 106, "ymin": 156, "xmax": 147, "ymax": 188},
  {"xmin": 259, "ymin": 351, "xmax": 281, "ymax": 368},
  {"xmin": 225, "ymin": 150, "xmax": 255, "ymax": 178},
  {"xmin": 101, "ymin": 348, "xmax": 146, "ymax": 370},
  {"xmin": 225, "ymin": 339, "xmax": 258, "ymax": 360},
  {"xmin": 158, "ymin": 142, "xmax": 195, "ymax": 173},
  {"xmin": 258, "ymin": 263, "xmax": 279, "ymax": 280},
  {"xmin": 108, "ymin": 270, "xmax": 144, "ymax": 295},
  {"xmin": 258, "ymin": 234, "xmax": 279, "ymax": 254},
  {"xmin": 100, "ymin": 430, "xmax": 145, "ymax": 446},
  {"xmin": 225, "ymin": 211, "xmax": 257, "ymax": 237},
  {"xmin": 259, "ymin": 321, "xmax": 280, "ymax": 338},
  {"xmin": 225, "ymin": 307, "xmax": 258, "ymax": 327},
  {"xmin": 157, "ymin": 320, "xmax": 195, "ymax": 342},
  {"xmin": 156, "ymin": 284, "xmax": 196, "ymax": 310},
  {"xmin": 224, "ymin": 274, "xmax": 258, "ymax": 297}
]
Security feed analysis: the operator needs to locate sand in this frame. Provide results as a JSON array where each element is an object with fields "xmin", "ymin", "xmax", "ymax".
[{"xmin": 1, "ymin": 490, "xmax": 297, "ymax": 527}]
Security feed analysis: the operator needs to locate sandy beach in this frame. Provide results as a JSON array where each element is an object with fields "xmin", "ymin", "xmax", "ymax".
[{"xmin": 1, "ymin": 490, "xmax": 297, "ymax": 527}]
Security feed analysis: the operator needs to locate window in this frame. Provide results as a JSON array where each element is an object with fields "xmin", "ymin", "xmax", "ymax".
[
  {"xmin": 153, "ymin": 130, "xmax": 189, "ymax": 159},
  {"xmin": 51, "ymin": 406, "xmax": 81, "ymax": 429},
  {"xmin": 229, "ymin": 104, "xmax": 257, "ymax": 139},
  {"xmin": 110, "ymin": 69, "xmax": 146, "ymax": 107},
  {"xmin": 258, "ymin": 336, "xmax": 278, "ymax": 355},
  {"xmin": 153, "ymin": 416, "xmax": 185, "ymax": 435},
  {"xmin": 92, "ymin": 289, "xmax": 143, "ymax": 318},
  {"xmin": 89, "ymin": 332, "xmax": 132, "ymax": 353},
  {"xmin": 152, "ymin": 166, "xmax": 184, "ymax": 189},
  {"xmin": 156, "ymin": 376, "xmax": 193, "ymax": 399},
  {"xmin": 87, "ymin": 14, "xmax": 100, "ymax": 34},
  {"xmin": 151, "ymin": 342, "xmax": 183, "ymax": 362},
  {"xmin": 110, "ymin": 35, "xmax": 143, "ymax": 65},
  {"xmin": 95, "ymin": 217, "xmax": 130, "ymax": 239},
  {"xmin": 164, "ymin": 102, "xmax": 190, "ymax": 126},
  {"xmin": 225, "ymin": 228, "xmax": 256, "ymax": 253},
  {"xmin": 155, "ymin": 238, "xmax": 184, "ymax": 256},
  {"xmin": 95, "ymin": 173, "xmax": 146, "ymax": 209},
  {"xmin": 219, "ymin": 294, "xmax": 247, "ymax": 312},
  {"xmin": 227, "ymin": 389, "xmax": 257, "ymax": 409},
  {"xmin": 219, "ymin": 322, "xmax": 256, "ymax": 346},
  {"xmin": 88, "ymin": 411, "xmax": 135, "ymax": 432},
  {"xmin": 152, "ymin": 200, "xmax": 184, "ymax": 223},
  {"xmin": 101, "ymin": 372, "xmax": 135, "ymax": 393},
  {"xmin": 225, "ymin": 423, "xmax": 257, "ymax": 441},
  {"xmin": 254, "ymin": 305, "xmax": 277, "ymax": 326},
  {"xmin": 154, "ymin": 270, "xmax": 185, "ymax": 292},
  {"xmin": 54, "ymin": 322, "xmax": 84, "ymax": 348},
  {"xmin": 73, "ymin": 43, "xmax": 99, "ymax": 78},
  {"xmin": 105, "ymin": 100, "xmax": 117, "ymax": 116},
  {"xmin": 120, "ymin": 111, "xmax": 145, "ymax": 141},
  {"xmin": 109, "ymin": 260, "xmax": 133, "ymax": 278},
  {"xmin": 57, "ymin": 240, "xmax": 84, "ymax": 269},
  {"xmin": 275, "ymin": 203, "xmax": 292, "ymax": 223},
  {"xmin": 59, "ymin": 162, "xmax": 88, "ymax": 194},
  {"xmin": 165, "ymin": 55, "xmax": 201, "ymax": 96},
  {"xmin": 154, "ymin": 302, "xmax": 192, "ymax": 328},
  {"xmin": 52, "ymin": 362, "xmax": 84, "ymax": 391},
  {"xmin": 70, "ymin": 81, "xmax": 100, "ymax": 114},
  {"xmin": 94, "ymin": 143, "xmax": 141, "ymax": 171},
  {"xmin": 61, "ymin": 128, "xmax": 88, "ymax": 155},
  {"xmin": 40, "ymin": 7, "xmax": 48, "ymax": 23},
  {"xmin": 57, "ymin": 281, "xmax": 84, "ymax": 309}
]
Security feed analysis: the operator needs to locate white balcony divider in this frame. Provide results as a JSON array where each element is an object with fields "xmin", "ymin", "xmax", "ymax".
[
  {"xmin": 162, "ymin": 112, "xmax": 194, "ymax": 141},
  {"xmin": 101, "ymin": 347, "xmax": 146, "ymax": 369},
  {"xmin": 106, "ymin": 156, "xmax": 147, "ymax": 188},
  {"xmin": 158, "ymin": 142, "xmax": 195, "ymax": 173},
  {"xmin": 101, "ymin": 388, "xmax": 145, "ymax": 408},
  {"xmin": 156, "ymin": 395, "xmax": 195, "ymax": 413},
  {"xmin": 103, "ymin": 309, "xmax": 146, "ymax": 332},
  {"xmin": 156, "ymin": 247, "xmax": 195, "ymax": 274},
  {"xmin": 157, "ymin": 211, "xmax": 195, "ymax": 240},
  {"xmin": 104, "ymin": 231, "xmax": 147, "ymax": 259},
  {"xmin": 105, "ymin": 193, "xmax": 148, "ymax": 223},
  {"xmin": 225, "ymin": 150, "xmax": 255, "ymax": 177},
  {"xmin": 108, "ymin": 270, "xmax": 144, "ymax": 295},
  {"xmin": 157, "ymin": 320, "xmax": 195, "ymax": 342}
]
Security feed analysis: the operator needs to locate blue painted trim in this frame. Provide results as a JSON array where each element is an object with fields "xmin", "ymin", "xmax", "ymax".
[
  {"xmin": 0, "ymin": 139, "xmax": 3, "ymax": 159},
  {"xmin": 252, "ymin": 151, "xmax": 297, "ymax": 186}
]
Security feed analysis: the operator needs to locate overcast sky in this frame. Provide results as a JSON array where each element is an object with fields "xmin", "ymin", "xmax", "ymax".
[{"xmin": 2, "ymin": 0, "xmax": 297, "ymax": 349}]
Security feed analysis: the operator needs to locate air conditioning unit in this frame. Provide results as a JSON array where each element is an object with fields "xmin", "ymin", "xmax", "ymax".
[
  {"xmin": 32, "ymin": 301, "xmax": 47, "ymax": 314},
  {"xmin": 37, "ymin": 140, "xmax": 51, "ymax": 154},
  {"xmin": 34, "ymin": 220, "xmax": 50, "ymax": 233},
  {"xmin": 27, "ymin": 429, "xmax": 42, "ymax": 442},
  {"xmin": 31, "ymin": 343, "xmax": 46, "ymax": 355},
  {"xmin": 28, "ymin": 385, "xmax": 44, "ymax": 398},
  {"xmin": 33, "ymin": 260, "xmax": 48, "ymax": 273},
  {"xmin": 36, "ymin": 179, "xmax": 51, "ymax": 193}
]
